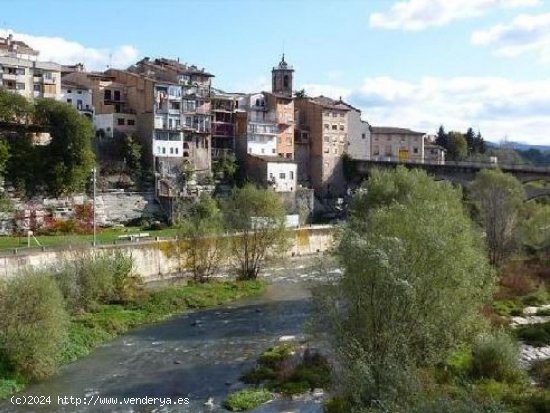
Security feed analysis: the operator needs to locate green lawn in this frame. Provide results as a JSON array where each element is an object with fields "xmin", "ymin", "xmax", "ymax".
[{"xmin": 0, "ymin": 227, "xmax": 178, "ymax": 250}]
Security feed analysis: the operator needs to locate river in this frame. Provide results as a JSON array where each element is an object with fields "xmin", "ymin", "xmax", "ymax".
[{"xmin": 0, "ymin": 256, "xmax": 339, "ymax": 413}]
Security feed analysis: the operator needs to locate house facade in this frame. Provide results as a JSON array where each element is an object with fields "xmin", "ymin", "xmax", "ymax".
[{"xmin": 370, "ymin": 127, "xmax": 425, "ymax": 163}]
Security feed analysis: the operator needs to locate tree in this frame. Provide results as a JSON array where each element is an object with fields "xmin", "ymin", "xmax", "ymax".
[
  {"xmin": 121, "ymin": 133, "xmax": 142, "ymax": 178},
  {"xmin": 34, "ymin": 99, "xmax": 95, "ymax": 196},
  {"xmin": 223, "ymin": 184, "xmax": 290, "ymax": 280},
  {"xmin": 465, "ymin": 127, "xmax": 476, "ymax": 155},
  {"xmin": 176, "ymin": 194, "xmax": 227, "ymax": 282},
  {"xmin": 212, "ymin": 153, "xmax": 238, "ymax": 182},
  {"xmin": 294, "ymin": 89, "xmax": 307, "ymax": 98},
  {"xmin": 519, "ymin": 203, "xmax": 550, "ymax": 260},
  {"xmin": 474, "ymin": 130, "xmax": 486, "ymax": 154},
  {"xmin": 0, "ymin": 88, "xmax": 33, "ymax": 124},
  {"xmin": 315, "ymin": 168, "xmax": 494, "ymax": 410},
  {"xmin": 469, "ymin": 169, "xmax": 525, "ymax": 266},
  {"xmin": 446, "ymin": 132, "xmax": 468, "ymax": 161},
  {"xmin": 435, "ymin": 125, "xmax": 447, "ymax": 148}
]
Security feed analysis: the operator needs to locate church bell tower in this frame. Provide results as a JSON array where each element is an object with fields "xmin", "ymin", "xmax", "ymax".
[{"xmin": 272, "ymin": 54, "xmax": 294, "ymax": 97}]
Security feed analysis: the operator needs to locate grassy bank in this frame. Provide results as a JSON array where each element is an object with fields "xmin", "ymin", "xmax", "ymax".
[
  {"xmin": 0, "ymin": 226, "xmax": 178, "ymax": 250},
  {"xmin": 0, "ymin": 279, "xmax": 265, "ymax": 399}
]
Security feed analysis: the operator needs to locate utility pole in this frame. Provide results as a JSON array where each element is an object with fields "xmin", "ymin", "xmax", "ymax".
[{"xmin": 92, "ymin": 167, "xmax": 97, "ymax": 247}]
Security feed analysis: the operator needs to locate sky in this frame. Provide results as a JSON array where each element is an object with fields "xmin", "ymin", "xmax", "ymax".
[{"xmin": 1, "ymin": 0, "xmax": 550, "ymax": 145}]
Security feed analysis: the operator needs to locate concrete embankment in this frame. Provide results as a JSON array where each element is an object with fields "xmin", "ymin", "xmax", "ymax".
[{"xmin": 0, "ymin": 225, "xmax": 336, "ymax": 282}]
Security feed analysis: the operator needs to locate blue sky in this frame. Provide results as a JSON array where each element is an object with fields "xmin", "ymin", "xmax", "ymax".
[{"xmin": 2, "ymin": 0, "xmax": 550, "ymax": 144}]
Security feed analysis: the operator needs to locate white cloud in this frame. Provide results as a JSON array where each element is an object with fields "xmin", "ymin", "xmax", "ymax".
[
  {"xmin": 472, "ymin": 13, "xmax": 550, "ymax": 61},
  {"xmin": 301, "ymin": 76, "xmax": 550, "ymax": 145},
  {"xmin": 369, "ymin": 0, "xmax": 540, "ymax": 31},
  {"xmin": 0, "ymin": 29, "xmax": 139, "ymax": 70}
]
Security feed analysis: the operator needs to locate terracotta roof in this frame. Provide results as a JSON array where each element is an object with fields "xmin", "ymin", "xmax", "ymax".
[
  {"xmin": 0, "ymin": 35, "xmax": 38, "ymax": 56},
  {"xmin": 370, "ymin": 126, "xmax": 425, "ymax": 135},
  {"xmin": 130, "ymin": 57, "xmax": 214, "ymax": 78},
  {"xmin": 309, "ymin": 95, "xmax": 350, "ymax": 111}
]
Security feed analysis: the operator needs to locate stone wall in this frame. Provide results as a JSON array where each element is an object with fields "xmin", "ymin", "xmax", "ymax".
[{"xmin": 0, "ymin": 225, "xmax": 335, "ymax": 282}]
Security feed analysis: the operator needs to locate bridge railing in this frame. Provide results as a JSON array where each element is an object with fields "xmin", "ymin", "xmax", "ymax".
[{"xmin": 361, "ymin": 158, "xmax": 550, "ymax": 173}]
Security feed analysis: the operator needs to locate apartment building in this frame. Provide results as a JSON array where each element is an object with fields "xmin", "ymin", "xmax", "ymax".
[
  {"xmin": 345, "ymin": 105, "xmax": 371, "ymax": 160},
  {"xmin": 294, "ymin": 96, "xmax": 350, "ymax": 198},
  {"xmin": 0, "ymin": 34, "xmax": 61, "ymax": 100},
  {"xmin": 370, "ymin": 127, "xmax": 425, "ymax": 163},
  {"xmin": 211, "ymin": 90, "xmax": 241, "ymax": 161}
]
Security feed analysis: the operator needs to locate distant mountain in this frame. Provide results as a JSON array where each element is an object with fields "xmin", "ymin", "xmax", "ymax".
[{"xmin": 486, "ymin": 141, "xmax": 550, "ymax": 152}]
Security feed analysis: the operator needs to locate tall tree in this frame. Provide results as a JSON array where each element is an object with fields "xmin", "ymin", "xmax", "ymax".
[
  {"xmin": 34, "ymin": 99, "xmax": 95, "ymax": 196},
  {"xmin": 474, "ymin": 130, "xmax": 486, "ymax": 154},
  {"xmin": 465, "ymin": 127, "xmax": 476, "ymax": 154},
  {"xmin": 315, "ymin": 168, "xmax": 494, "ymax": 410},
  {"xmin": 469, "ymin": 169, "xmax": 525, "ymax": 266},
  {"xmin": 435, "ymin": 125, "xmax": 447, "ymax": 148},
  {"xmin": 176, "ymin": 194, "xmax": 227, "ymax": 282},
  {"xmin": 0, "ymin": 88, "xmax": 33, "ymax": 124},
  {"xmin": 446, "ymin": 132, "xmax": 468, "ymax": 161},
  {"xmin": 223, "ymin": 184, "xmax": 290, "ymax": 280}
]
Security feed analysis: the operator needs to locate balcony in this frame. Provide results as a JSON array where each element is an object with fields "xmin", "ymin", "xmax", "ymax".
[
  {"xmin": 2, "ymin": 73, "xmax": 16, "ymax": 81},
  {"xmin": 212, "ymin": 123, "xmax": 234, "ymax": 137},
  {"xmin": 212, "ymin": 148, "xmax": 234, "ymax": 160},
  {"xmin": 247, "ymin": 123, "xmax": 278, "ymax": 135}
]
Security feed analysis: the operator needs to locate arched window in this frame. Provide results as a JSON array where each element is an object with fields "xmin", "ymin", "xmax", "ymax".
[
  {"xmin": 255, "ymin": 98, "xmax": 260, "ymax": 106},
  {"xmin": 283, "ymin": 75, "xmax": 289, "ymax": 88}
]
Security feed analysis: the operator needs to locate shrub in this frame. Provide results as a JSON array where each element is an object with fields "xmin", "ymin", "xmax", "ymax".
[
  {"xmin": 324, "ymin": 397, "xmax": 352, "ymax": 413},
  {"xmin": 410, "ymin": 397, "xmax": 504, "ymax": 413},
  {"xmin": 223, "ymin": 388, "xmax": 271, "ymax": 411},
  {"xmin": 531, "ymin": 359, "xmax": 550, "ymax": 388},
  {"xmin": 258, "ymin": 344, "xmax": 294, "ymax": 369},
  {"xmin": 240, "ymin": 366, "xmax": 277, "ymax": 385},
  {"xmin": 54, "ymin": 251, "xmax": 140, "ymax": 312},
  {"xmin": 470, "ymin": 331, "xmax": 522, "ymax": 383},
  {"xmin": 516, "ymin": 322, "xmax": 550, "ymax": 347},
  {"xmin": 0, "ymin": 271, "xmax": 68, "ymax": 380}
]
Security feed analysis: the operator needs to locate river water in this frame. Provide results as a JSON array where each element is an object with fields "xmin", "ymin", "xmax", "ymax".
[{"xmin": 0, "ymin": 256, "xmax": 339, "ymax": 413}]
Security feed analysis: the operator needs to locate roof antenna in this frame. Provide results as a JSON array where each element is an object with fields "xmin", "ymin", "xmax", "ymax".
[{"xmin": 282, "ymin": 40, "xmax": 285, "ymax": 62}]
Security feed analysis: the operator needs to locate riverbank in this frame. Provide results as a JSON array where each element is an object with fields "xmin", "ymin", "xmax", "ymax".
[{"xmin": 0, "ymin": 279, "xmax": 266, "ymax": 400}]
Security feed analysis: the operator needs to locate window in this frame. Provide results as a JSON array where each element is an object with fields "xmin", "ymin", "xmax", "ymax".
[
  {"xmin": 362, "ymin": 133, "xmax": 366, "ymax": 139},
  {"xmin": 33, "ymin": 84, "xmax": 40, "ymax": 92},
  {"xmin": 340, "ymin": 113, "xmax": 344, "ymax": 118},
  {"xmin": 290, "ymin": 171, "xmax": 294, "ymax": 180},
  {"xmin": 332, "ymin": 113, "xmax": 337, "ymax": 118},
  {"xmin": 67, "ymin": 99, "xmax": 72, "ymax": 104},
  {"xmin": 272, "ymin": 148, "xmax": 276, "ymax": 154},
  {"xmin": 162, "ymin": 147, "xmax": 166, "ymax": 154},
  {"xmin": 324, "ymin": 136, "xmax": 330, "ymax": 142},
  {"xmin": 269, "ymin": 173, "xmax": 274, "ymax": 179},
  {"xmin": 127, "ymin": 119, "xmax": 135, "ymax": 126},
  {"xmin": 77, "ymin": 99, "xmax": 83, "ymax": 108},
  {"xmin": 373, "ymin": 145, "xmax": 380, "ymax": 155},
  {"xmin": 333, "ymin": 148, "xmax": 338, "ymax": 154},
  {"xmin": 385, "ymin": 145, "xmax": 392, "ymax": 156},
  {"xmin": 175, "ymin": 148, "xmax": 179, "ymax": 154},
  {"xmin": 286, "ymin": 153, "xmax": 291, "ymax": 158},
  {"xmin": 324, "ymin": 124, "xmax": 329, "ymax": 130},
  {"xmin": 413, "ymin": 147, "xmax": 418, "ymax": 154},
  {"xmin": 16, "ymin": 83, "xmax": 25, "ymax": 90},
  {"xmin": 332, "ymin": 125, "xmax": 337, "ymax": 130},
  {"xmin": 77, "ymin": 90, "xmax": 82, "ymax": 94},
  {"xmin": 67, "ymin": 89, "xmax": 72, "ymax": 93},
  {"xmin": 117, "ymin": 118, "xmax": 125, "ymax": 126},
  {"xmin": 157, "ymin": 146, "xmax": 160, "ymax": 154},
  {"xmin": 279, "ymin": 173, "xmax": 286, "ymax": 180},
  {"xmin": 106, "ymin": 127, "xmax": 111, "ymax": 132},
  {"xmin": 104, "ymin": 90, "xmax": 112, "ymax": 100},
  {"xmin": 324, "ymin": 148, "xmax": 329, "ymax": 153},
  {"xmin": 255, "ymin": 99, "xmax": 260, "ymax": 106},
  {"xmin": 261, "ymin": 148, "xmax": 265, "ymax": 154},
  {"xmin": 339, "ymin": 125, "xmax": 345, "ymax": 131},
  {"xmin": 170, "ymin": 148, "xmax": 174, "ymax": 154},
  {"xmin": 114, "ymin": 90, "xmax": 121, "ymax": 101},
  {"xmin": 283, "ymin": 75, "xmax": 289, "ymax": 88}
]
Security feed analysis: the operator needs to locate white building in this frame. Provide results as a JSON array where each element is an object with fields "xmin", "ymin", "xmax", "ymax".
[
  {"xmin": 94, "ymin": 113, "xmax": 136, "ymax": 139},
  {"xmin": 61, "ymin": 80, "xmax": 94, "ymax": 119},
  {"xmin": 246, "ymin": 155, "xmax": 297, "ymax": 192},
  {"xmin": 237, "ymin": 93, "xmax": 278, "ymax": 157}
]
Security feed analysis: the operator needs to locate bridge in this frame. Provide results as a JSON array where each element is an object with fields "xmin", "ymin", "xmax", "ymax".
[{"xmin": 351, "ymin": 159, "xmax": 550, "ymax": 200}]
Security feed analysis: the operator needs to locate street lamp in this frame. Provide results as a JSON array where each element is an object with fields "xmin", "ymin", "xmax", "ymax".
[{"xmin": 92, "ymin": 167, "xmax": 97, "ymax": 247}]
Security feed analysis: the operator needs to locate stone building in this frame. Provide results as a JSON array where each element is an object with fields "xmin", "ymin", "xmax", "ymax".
[
  {"xmin": 370, "ymin": 126, "xmax": 425, "ymax": 163},
  {"xmin": 294, "ymin": 95, "xmax": 350, "ymax": 198},
  {"xmin": 345, "ymin": 104, "xmax": 371, "ymax": 160}
]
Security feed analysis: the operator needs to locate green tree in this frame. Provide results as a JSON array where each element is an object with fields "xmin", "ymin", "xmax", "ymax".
[
  {"xmin": 176, "ymin": 194, "xmax": 227, "ymax": 282},
  {"xmin": 520, "ymin": 203, "xmax": 550, "ymax": 260},
  {"xmin": 294, "ymin": 89, "xmax": 307, "ymax": 98},
  {"xmin": 122, "ymin": 133, "xmax": 142, "ymax": 177},
  {"xmin": 315, "ymin": 168, "xmax": 494, "ymax": 410},
  {"xmin": 0, "ymin": 271, "xmax": 69, "ymax": 380},
  {"xmin": 465, "ymin": 127, "xmax": 476, "ymax": 155},
  {"xmin": 474, "ymin": 130, "xmax": 486, "ymax": 154},
  {"xmin": 34, "ymin": 99, "xmax": 95, "ymax": 196},
  {"xmin": 0, "ymin": 88, "xmax": 33, "ymax": 124},
  {"xmin": 223, "ymin": 184, "xmax": 289, "ymax": 280},
  {"xmin": 447, "ymin": 132, "xmax": 468, "ymax": 161},
  {"xmin": 436, "ymin": 125, "xmax": 447, "ymax": 148},
  {"xmin": 469, "ymin": 169, "xmax": 525, "ymax": 266}
]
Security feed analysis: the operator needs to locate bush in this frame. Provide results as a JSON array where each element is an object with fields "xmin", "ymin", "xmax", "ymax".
[
  {"xmin": 258, "ymin": 344, "xmax": 294, "ymax": 369},
  {"xmin": 531, "ymin": 359, "xmax": 550, "ymax": 388},
  {"xmin": 470, "ymin": 331, "xmax": 522, "ymax": 383},
  {"xmin": 240, "ymin": 366, "xmax": 277, "ymax": 385},
  {"xmin": 410, "ymin": 397, "xmax": 504, "ymax": 413},
  {"xmin": 54, "ymin": 251, "xmax": 140, "ymax": 312},
  {"xmin": 324, "ymin": 397, "xmax": 352, "ymax": 413},
  {"xmin": 516, "ymin": 322, "xmax": 550, "ymax": 347},
  {"xmin": 223, "ymin": 388, "xmax": 271, "ymax": 411},
  {"xmin": 0, "ymin": 271, "xmax": 68, "ymax": 381}
]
